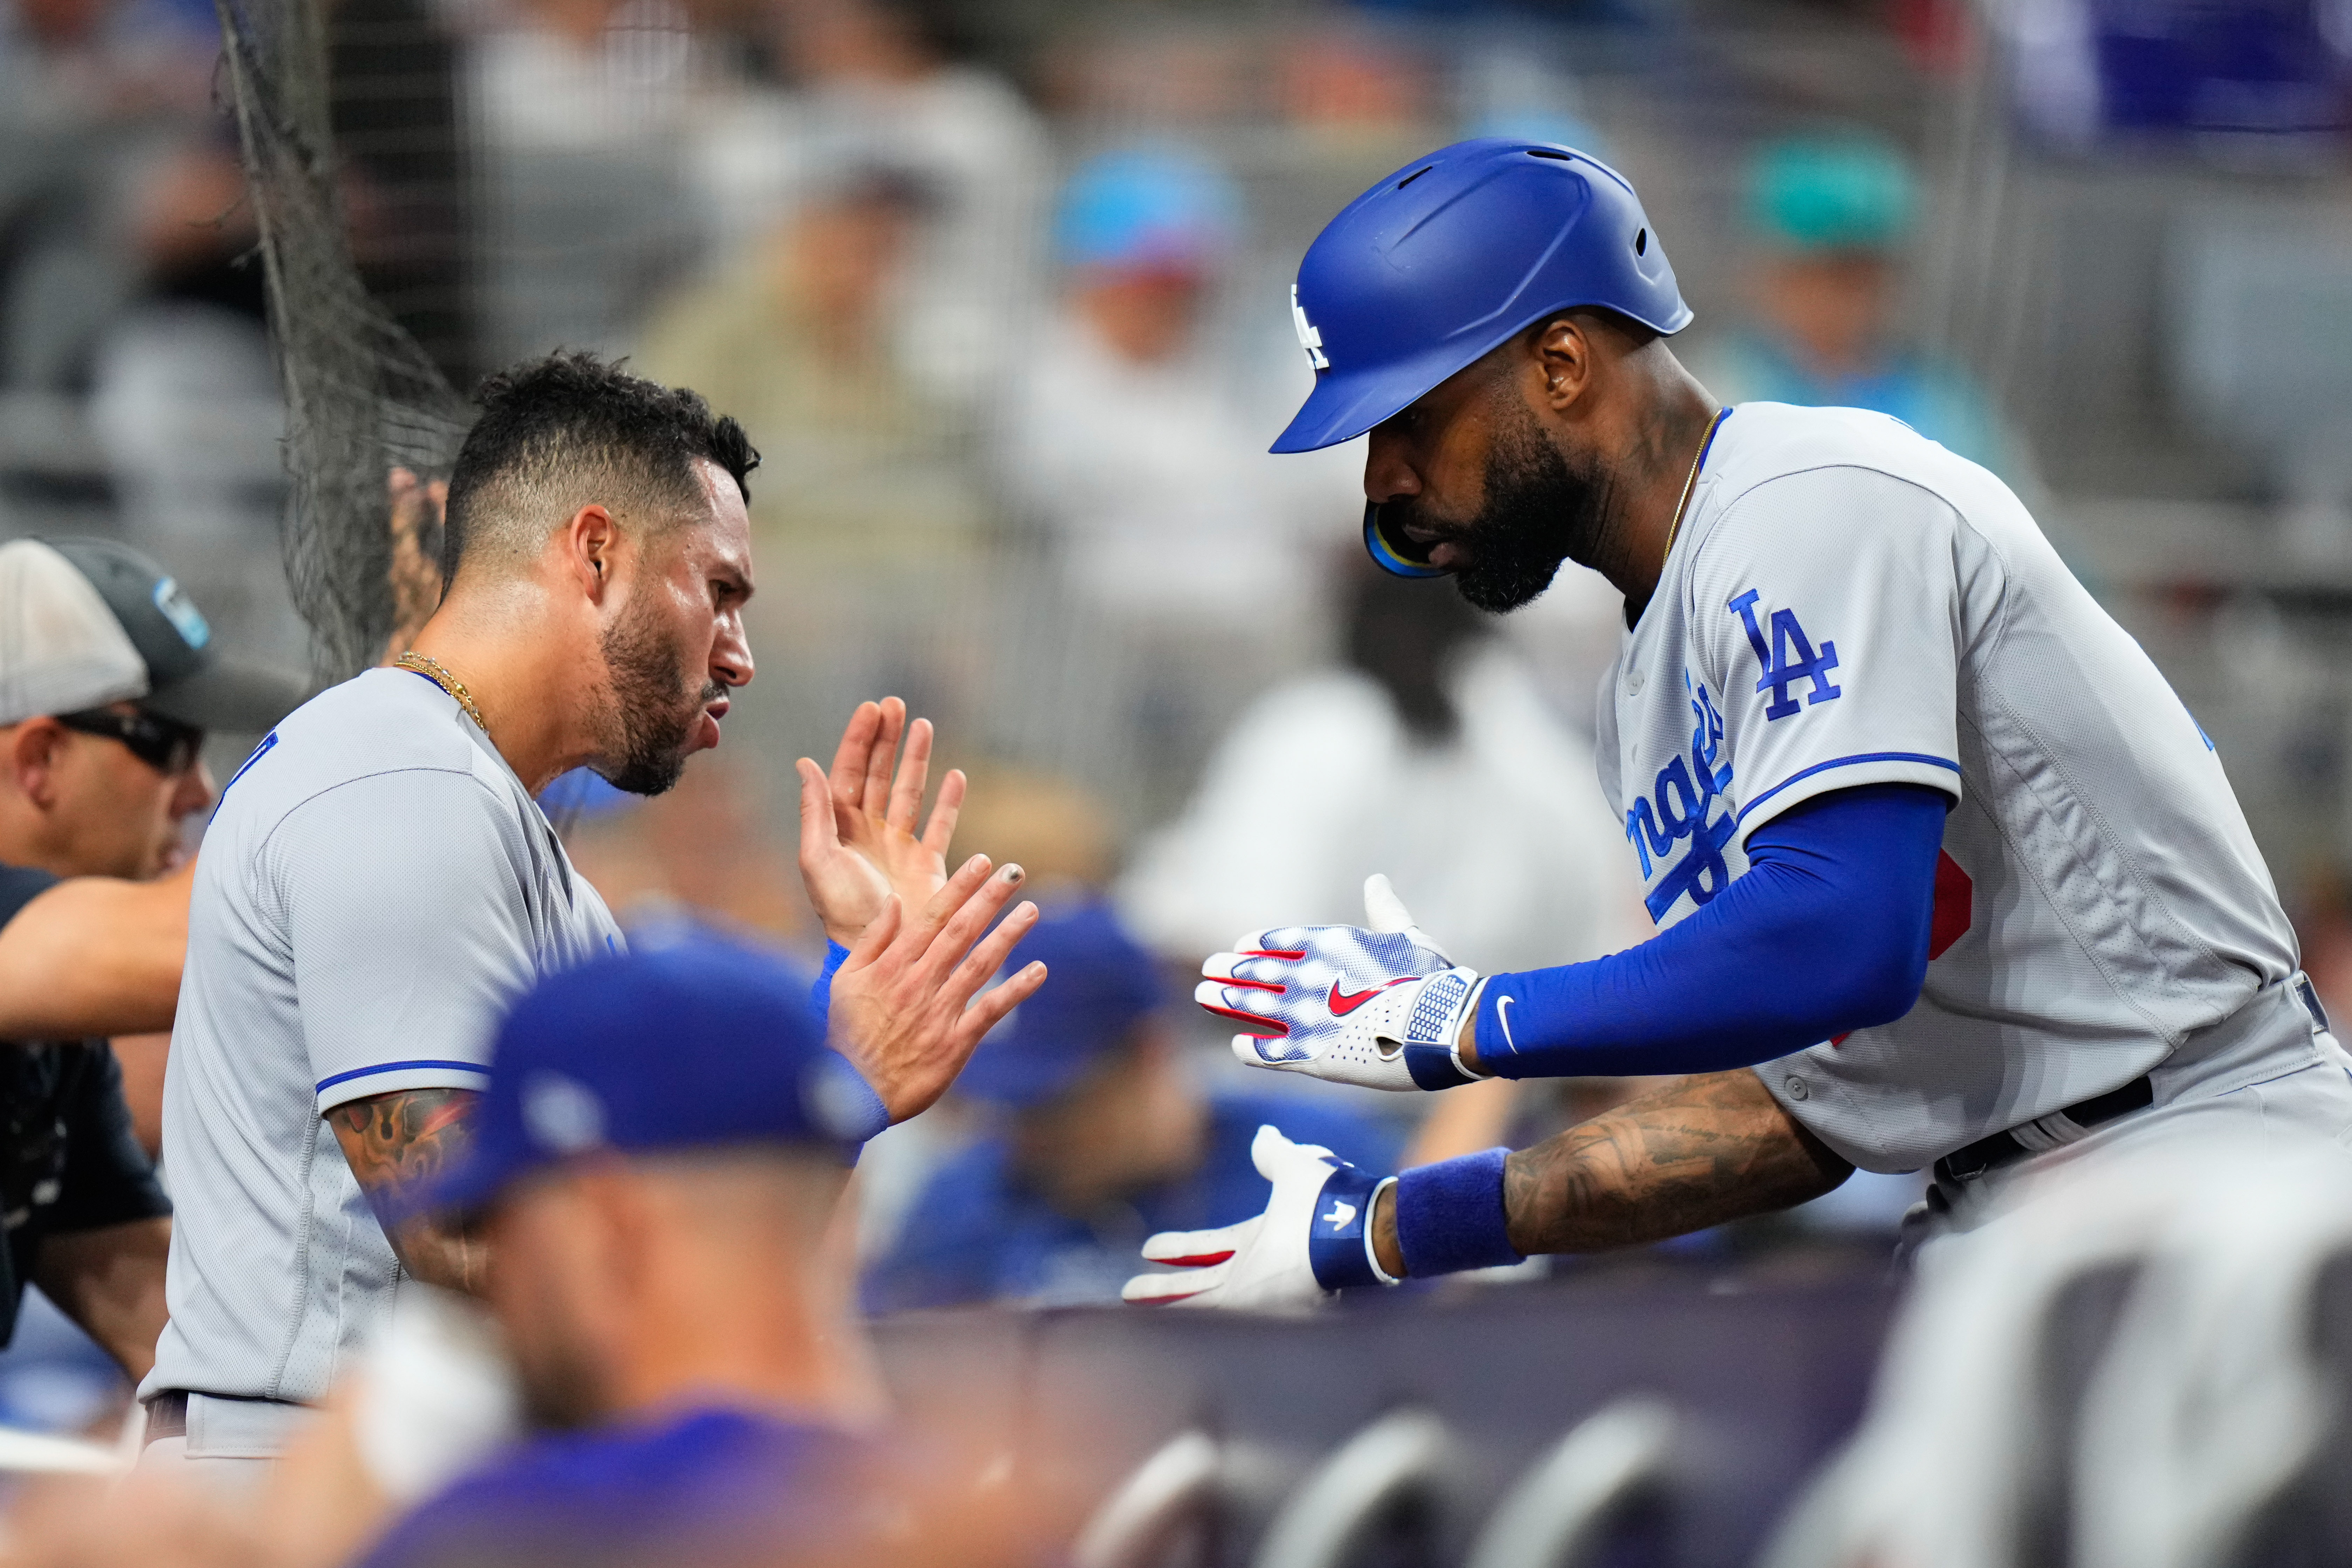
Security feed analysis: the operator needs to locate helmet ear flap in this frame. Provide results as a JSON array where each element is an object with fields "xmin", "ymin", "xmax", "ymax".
[{"xmin": 1362, "ymin": 502, "xmax": 1450, "ymax": 579}]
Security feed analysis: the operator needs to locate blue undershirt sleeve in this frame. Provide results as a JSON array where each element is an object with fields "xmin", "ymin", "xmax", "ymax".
[
  {"xmin": 813, "ymin": 940, "xmax": 851, "ymax": 1034},
  {"xmin": 1471, "ymin": 783, "xmax": 1949, "ymax": 1079}
]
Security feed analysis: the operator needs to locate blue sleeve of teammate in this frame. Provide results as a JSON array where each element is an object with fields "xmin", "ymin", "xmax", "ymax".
[
  {"xmin": 812, "ymin": 941, "xmax": 851, "ymax": 1034},
  {"xmin": 1471, "ymin": 783, "xmax": 1948, "ymax": 1079}
]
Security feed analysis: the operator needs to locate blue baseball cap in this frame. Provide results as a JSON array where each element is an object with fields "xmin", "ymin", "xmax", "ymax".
[
  {"xmin": 403, "ymin": 931, "xmax": 889, "ymax": 1218},
  {"xmin": 954, "ymin": 902, "xmax": 1167, "ymax": 1109},
  {"xmin": 1056, "ymin": 146, "xmax": 1240, "ymax": 273}
]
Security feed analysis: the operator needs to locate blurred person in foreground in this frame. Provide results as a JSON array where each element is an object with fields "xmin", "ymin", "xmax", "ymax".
[
  {"xmin": 346, "ymin": 935, "xmax": 900, "ymax": 1568},
  {"xmin": 0, "ymin": 937, "xmax": 995, "ymax": 1568},
  {"xmin": 139, "ymin": 352, "xmax": 1045, "ymax": 1480},
  {"xmin": 1686, "ymin": 133, "xmax": 2026, "ymax": 484},
  {"xmin": 864, "ymin": 902, "xmax": 1398, "ymax": 1312},
  {"xmin": 637, "ymin": 161, "xmax": 988, "ymax": 566}
]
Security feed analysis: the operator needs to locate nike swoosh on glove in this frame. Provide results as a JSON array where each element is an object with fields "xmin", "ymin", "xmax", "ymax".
[
  {"xmin": 1121, "ymin": 1124, "xmax": 1395, "ymax": 1309},
  {"xmin": 1196, "ymin": 874, "xmax": 1486, "ymax": 1091}
]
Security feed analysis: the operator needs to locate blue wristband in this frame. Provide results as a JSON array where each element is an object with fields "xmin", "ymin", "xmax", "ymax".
[
  {"xmin": 1395, "ymin": 1148, "xmax": 1522, "ymax": 1278},
  {"xmin": 812, "ymin": 940, "xmax": 851, "ymax": 1033},
  {"xmin": 1306, "ymin": 1161, "xmax": 1392, "ymax": 1291}
]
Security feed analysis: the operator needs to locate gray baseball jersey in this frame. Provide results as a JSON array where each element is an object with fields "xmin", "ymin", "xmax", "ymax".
[
  {"xmin": 143, "ymin": 668, "xmax": 620, "ymax": 1408},
  {"xmin": 1596, "ymin": 402, "xmax": 2308, "ymax": 1172}
]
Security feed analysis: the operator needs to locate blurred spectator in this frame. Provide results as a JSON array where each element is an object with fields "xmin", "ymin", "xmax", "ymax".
[
  {"xmin": 0, "ymin": 0, "xmax": 218, "ymax": 399},
  {"xmin": 637, "ymin": 161, "xmax": 986, "ymax": 564},
  {"xmin": 1004, "ymin": 146, "xmax": 1357, "ymax": 810},
  {"xmin": 1686, "ymin": 133, "xmax": 2029, "ymax": 485},
  {"xmin": 1120, "ymin": 559, "xmax": 1643, "ymax": 978},
  {"xmin": 465, "ymin": 0, "xmax": 704, "ymax": 366},
  {"xmin": 82, "ymin": 131, "xmax": 306, "ymax": 671},
  {"xmin": 1008, "ymin": 146, "xmax": 1342, "ymax": 624},
  {"xmin": 863, "ymin": 901, "xmax": 1399, "ymax": 1312},
  {"xmin": 762, "ymin": 0, "xmax": 1048, "ymax": 409},
  {"xmin": 0, "ymin": 0, "xmax": 212, "ymax": 127}
]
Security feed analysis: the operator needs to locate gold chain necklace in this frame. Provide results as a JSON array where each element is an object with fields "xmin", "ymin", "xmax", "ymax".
[
  {"xmin": 395, "ymin": 651, "xmax": 488, "ymax": 733},
  {"xmin": 1660, "ymin": 406, "xmax": 1730, "ymax": 561}
]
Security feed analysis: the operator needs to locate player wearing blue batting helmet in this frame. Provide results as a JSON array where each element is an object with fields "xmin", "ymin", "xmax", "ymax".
[
  {"xmin": 1271, "ymin": 138, "xmax": 1693, "ymax": 587},
  {"xmin": 1143, "ymin": 124, "xmax": 2352, "ymax": 1317}
]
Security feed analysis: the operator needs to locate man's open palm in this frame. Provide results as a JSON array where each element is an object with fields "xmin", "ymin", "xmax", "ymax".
[{"xmin": 797, "ymin": 697, "xmax": 965, "ymax": 948}]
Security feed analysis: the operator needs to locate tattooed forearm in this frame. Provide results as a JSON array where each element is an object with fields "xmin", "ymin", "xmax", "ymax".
[
  {"xmin": 1499, "ymin": 1070, "xmax": 1853, "ymax": 1256},
  {"xmin": 328, "ymin": 1087, "xmax": 489, "ymax": 1295}
]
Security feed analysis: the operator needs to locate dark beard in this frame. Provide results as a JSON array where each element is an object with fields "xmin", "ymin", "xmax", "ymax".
[
  {"xmin": 597, "ymin": 599, "xmax": 717, "ymax": 797},
  {"xmin": 1386, "ymin": 400, "xmax": 1611, "ymax": 614}
]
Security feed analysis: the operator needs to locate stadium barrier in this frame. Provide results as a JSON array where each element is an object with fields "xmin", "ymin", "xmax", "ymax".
[{"xmin": 870, "ymin": 1267, "xmax": 1895, "ymax": 1567}]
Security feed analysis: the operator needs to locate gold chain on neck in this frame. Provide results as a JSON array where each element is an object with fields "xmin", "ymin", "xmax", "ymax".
[
  {"xmin": 394, "ymin": 651, "xmax": 488, "ymax": 734},
  {"xmin": 1661, "ymin": 407, "xmax": 1730, "ymax": 561}
]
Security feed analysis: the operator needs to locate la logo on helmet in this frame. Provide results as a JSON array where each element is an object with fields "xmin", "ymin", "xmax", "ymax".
[{"xmin": 1290, "ymin": 285, "xmax": 1329, "ymax": 371}]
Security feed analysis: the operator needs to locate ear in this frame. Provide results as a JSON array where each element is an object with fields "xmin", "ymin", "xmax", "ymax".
[
  {"xmin": 561, "ymin": 505, "xmax": 620, "ymax": 605},
  {"xmin": 1529, "ymin": 315, "xmax": 1599, "ymax": 415},
  {"xmin": 5, "ymin": 719, "xmax": 66, "ymax": 811}
]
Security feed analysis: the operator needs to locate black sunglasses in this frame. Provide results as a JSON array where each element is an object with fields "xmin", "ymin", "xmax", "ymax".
[{"xmin": 55, "ymin": 708, "xmax": 206, "ymax": 775}]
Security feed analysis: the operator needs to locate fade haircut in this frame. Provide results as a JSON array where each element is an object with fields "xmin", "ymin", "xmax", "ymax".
[{"xmin": 441, "ymin": 351, "xmax": 761, "ymax": 582}]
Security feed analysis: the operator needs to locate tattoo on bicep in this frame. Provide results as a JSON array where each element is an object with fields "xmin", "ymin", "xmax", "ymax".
[{"xmin": 330, "ymin": 1088, "xmax": 477, "ymax": 1195}]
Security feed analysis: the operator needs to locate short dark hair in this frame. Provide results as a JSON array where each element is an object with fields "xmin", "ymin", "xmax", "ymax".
[{"xmin": 441, "ymin": 352, "xmax": 760, "ymax": 581}]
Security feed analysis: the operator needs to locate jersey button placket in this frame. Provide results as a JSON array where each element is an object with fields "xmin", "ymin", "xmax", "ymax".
[{"xmin": 1784, "ymin": 1075, "xmax": 1811, "ymax": 1101}]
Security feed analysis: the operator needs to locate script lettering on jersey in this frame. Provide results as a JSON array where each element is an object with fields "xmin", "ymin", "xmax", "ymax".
[
  {"xmin": 1625, "ymin": 676, "xmax": 1738, "ymax": 923},
  {"xmin": 1727, "ymin": 590, "xmax": 1841, "ymax": 720}
]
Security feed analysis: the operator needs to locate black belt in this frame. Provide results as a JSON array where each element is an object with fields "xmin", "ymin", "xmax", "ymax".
[
  {"xmin": 1934, "ymin": 1074, "xmax": 2155, "ymax": 1185},
  {"xmin": 143, "ymin": 1390, "xmax": 190, "ymax": 1443}
]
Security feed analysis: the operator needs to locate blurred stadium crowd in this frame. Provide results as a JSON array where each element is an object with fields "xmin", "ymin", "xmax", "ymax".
[{"xmin": 4, "ymin": 0, "xmax": 2352, "ymax": 1559}]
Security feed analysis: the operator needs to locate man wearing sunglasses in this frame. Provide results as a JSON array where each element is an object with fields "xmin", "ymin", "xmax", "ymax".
[{"xmin": 0, "ymin": 535, "xmax": 304, "ymax": 1380}]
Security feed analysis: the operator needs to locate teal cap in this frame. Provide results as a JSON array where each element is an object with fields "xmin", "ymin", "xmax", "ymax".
[{"xmin": 1745, "ymin": 134, "xmax": 1917, "ymax": 252}]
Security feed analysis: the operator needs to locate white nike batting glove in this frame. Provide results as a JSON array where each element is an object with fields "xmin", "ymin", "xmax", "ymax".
[
  {"xmin": 1120, "ymin": 1124, "xmax": 1397, "ymax": 1310},
  {"xmin": 1196, "ymin": 874, "xmax": 1487, "ymax": 1092}
]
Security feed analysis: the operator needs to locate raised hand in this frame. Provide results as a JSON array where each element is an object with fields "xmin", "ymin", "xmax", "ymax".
[
  {"xmin": 1121, "ymin": 1125, "xmax": 1394, "ymax": 1310},
  {"xmin": 1197, "ymin": 874, "xmax": 1487, "ymax": 1092},
  {"xmin": 827, "ymin": 852, "xmax": 1047, "ymax": 1123},
  {"xmin": 796, "ymin": 697, "xmax": 966, "ymax": 948}
]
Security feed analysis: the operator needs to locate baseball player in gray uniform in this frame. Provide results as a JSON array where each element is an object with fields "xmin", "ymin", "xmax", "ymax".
[
  {"xmin": 143, "ymin": 353, "xmax": 1045, "ymax": 1470},
  {"xmin": 1124, "ymin": 140, "xmax": 2352, "ymax": 1309}
]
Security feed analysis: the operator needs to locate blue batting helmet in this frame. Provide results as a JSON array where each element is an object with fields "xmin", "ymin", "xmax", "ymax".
[
  {"xmin": 1275, "ymin": 139, "xmax": 1690, "ymax": 458},
  {"xmin": 1274, "ymin": 140, "xmax": 1692, "ymax": 575}
]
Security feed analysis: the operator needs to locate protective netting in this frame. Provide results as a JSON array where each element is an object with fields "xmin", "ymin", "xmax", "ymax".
[{"xmin": 214, "ymin": 0, "xmax": 470, "ymax": 684}]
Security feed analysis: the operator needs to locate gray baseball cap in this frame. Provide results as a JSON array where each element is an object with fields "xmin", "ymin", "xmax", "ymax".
[{"xmin": 0, "ymin": 537, "xmax": 308, "ymax": 732}]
